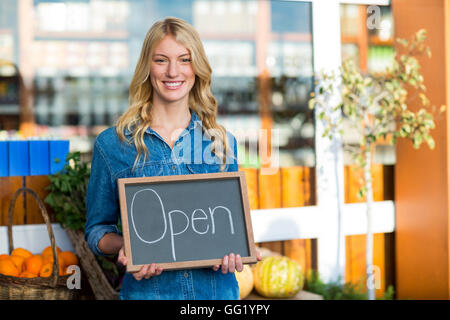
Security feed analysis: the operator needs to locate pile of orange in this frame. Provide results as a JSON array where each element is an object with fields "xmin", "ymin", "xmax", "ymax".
[{"xmin": 0, "ymin": 246, "xmax": 79, "ymax": 278}]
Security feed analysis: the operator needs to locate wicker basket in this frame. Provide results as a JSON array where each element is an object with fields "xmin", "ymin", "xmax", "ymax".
[
  {"xmin": 64, "ymin": 228, "xmax": 119, "ymax": 300},
  {"xmin": 0, "ymin": 187, "xmax": 78, "ymax": 300}
]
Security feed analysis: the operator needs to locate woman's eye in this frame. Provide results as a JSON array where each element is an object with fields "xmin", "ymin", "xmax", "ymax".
[
  {"xmin": 154, "ymin": 59, "xmax": 167, "ymax": 63},
  {"xmin": 181, "ymin": 58, "xmax": 192, "ymax": 63}
]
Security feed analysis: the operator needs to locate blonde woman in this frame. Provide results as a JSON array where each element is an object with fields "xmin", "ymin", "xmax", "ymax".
[{"xmin": 84, "ymin": 17, "xmax": 251, "ymax": 300}]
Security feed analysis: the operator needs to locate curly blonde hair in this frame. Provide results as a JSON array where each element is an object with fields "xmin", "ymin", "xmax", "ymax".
[{"xmin": 116, "ymin": 17, "xmax": 232, "ymax": 171}]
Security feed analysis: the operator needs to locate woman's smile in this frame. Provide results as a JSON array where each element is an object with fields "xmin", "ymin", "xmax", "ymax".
[
  {"xmin": 162, "ymin": 80, "xmax": 185, "ymax": 90},
  {"xmin": 150, "ymin": 35, "xmax": 195, "ymax": 105}
]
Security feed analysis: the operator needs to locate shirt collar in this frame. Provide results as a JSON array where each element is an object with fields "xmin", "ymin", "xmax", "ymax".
[{"xmin": 124, "ymin": 108, "xmax": 202, "ymax": 137}]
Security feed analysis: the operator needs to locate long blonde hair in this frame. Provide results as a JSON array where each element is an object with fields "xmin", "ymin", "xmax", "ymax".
[{"xmin": 116, "ymin": 17, "xmax": 232, "ymax": 171}]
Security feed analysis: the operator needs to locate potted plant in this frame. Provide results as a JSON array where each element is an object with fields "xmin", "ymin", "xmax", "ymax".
[{"xmin": 309, "ymin": 29, "xmax": 444, "ymax": 300}]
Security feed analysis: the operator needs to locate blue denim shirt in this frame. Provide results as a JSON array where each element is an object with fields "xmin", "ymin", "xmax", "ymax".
[{"xmin": 85, "ymin": 109, "xmax": 239, "ymax": 300}]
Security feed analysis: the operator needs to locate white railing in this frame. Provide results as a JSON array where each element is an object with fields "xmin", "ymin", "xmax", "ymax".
[
  {"xmin": 0, "ymin": 200, "xmax": 394, "ymax": 257},
  {"xmin": 251, "ymin": 201, "xmax": 395, "ymax": 242}
]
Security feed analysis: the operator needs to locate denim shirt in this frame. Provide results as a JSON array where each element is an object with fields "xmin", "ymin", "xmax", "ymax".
[{"xmin": 84, "ymin": 109, "xmax": 239, "ymax": 300}]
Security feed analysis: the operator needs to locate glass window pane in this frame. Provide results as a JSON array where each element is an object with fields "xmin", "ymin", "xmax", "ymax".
[{"xmin": 1, "ymin": 0, "xmax": 315, "ymax": 167}]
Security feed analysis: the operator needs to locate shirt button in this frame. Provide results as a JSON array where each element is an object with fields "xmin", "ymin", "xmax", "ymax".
[
  {"xmin": 172, "ymin": 165, "xmax": 176, "ymax": 170},
  {"xmin": 184, "ymin": 272, "xmax": 189, "ymax": 278}
]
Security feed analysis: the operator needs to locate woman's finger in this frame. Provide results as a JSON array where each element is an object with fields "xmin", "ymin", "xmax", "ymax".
[
  {"xmin": 221, "ymin": 255, "xmax": 229, "ymax": 274},
  {"xmin": 212, "ymin": 264, "xmax": 220, "ymax": 272},
  {"xmin": 256, "ymin": 249, "xmax": 262, "ymax": 261},
  {"xmin": 145, "ymin": 263, "xmax": 156, "ymax": 279},
  {"xmin": 134, "ymin": 264, "xmax": 149, "ymax": 281},
  {"xmin": 228, "ymin": 253, "xmax": 235, "ymax": 273},
  {"xmin": 235, "ymin": 254, "xmax": 243, "ymax": 272},
  {"xmin": 155, "ymin": 267, "xmax": 164, "ymax": 276}
]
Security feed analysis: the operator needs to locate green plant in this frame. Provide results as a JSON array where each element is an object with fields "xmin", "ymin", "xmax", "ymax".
[
  {"xmin": 304, "ymin": 270, "xmax": 395, "ymax": 300},
  {"xmin": 380, "ymin": 285, "xmax": 395, "ymax": 300},
  {"xmin": 304, "ymin": 270, "xmax": 367, "ymax": 300},
  {"xmin": 45, "ymin": 151, "xmax": 123, "ymax": 290},
  {"xmin": 45, "ymin": 152, "xmax": 89, "ymax": 231}
]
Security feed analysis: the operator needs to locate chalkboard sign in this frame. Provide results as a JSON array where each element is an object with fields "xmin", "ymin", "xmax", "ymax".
[{"xmin": 118, "ymin": 171, "xmax": 257, "ymax": 272}]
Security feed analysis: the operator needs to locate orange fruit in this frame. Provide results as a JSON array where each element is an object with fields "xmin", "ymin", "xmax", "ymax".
[
  {"xmin": 19, "ymin": 271, "xmax": 37, "ymax": 278},
  {"xmin": 39, "ymin": 263, "xmax": 53, "ymax": 277},
  {"xmin": 41, "ymin": 246, "xmax": 61, "ymax": 257},
  {"xmin": 0, "ymin": 259, "xmax": 20, "ymax": 277},
  {"xmin": 24, "ymin": 255, "xmax": 43, "ymax": 275},
  {"xmin": 42, "ymin": 253, "xmax": 65, "ymax": 269},
  {"xmin": 11, "ymin": 248, "xmax": 32, "ymax": 259},
  {"xmin": 59, "ymin": 251, "xmax": 78, "ymax": 267},
  {"xmin": 10, "ymin": 255, "xmax": 25, "ymax": 273},
  {"xmin": 40, "ymin": 261, "xmax": 65, "ymax": 277},
  {"xmin": 59, "ymin": 265, "xmax": 65, "ymax": 276},
  {"xmin": 0, "ymin": 254, "xmax": 10, "ymax": 260}
]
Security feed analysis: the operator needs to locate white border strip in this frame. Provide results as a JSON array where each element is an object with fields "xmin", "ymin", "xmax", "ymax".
[
  {"xmin": 340, "ymin": 0, "xmax": 389, "ymax": 5},
  {"xmin": 285, "ymin": 0, "xmax": 390, "ymax": 5}
]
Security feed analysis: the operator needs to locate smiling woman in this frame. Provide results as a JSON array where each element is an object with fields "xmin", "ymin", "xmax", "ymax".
[
  {"xmin": 83, "ymin": 16, "xmax": 255, "ymax": 301},
  {"xmin": 115, "ymin": 17, "xmax": 231, "ymax": 170},
  {"xmin": 149, "ymin": 35, "xmax": 196, "ymax": 107}
]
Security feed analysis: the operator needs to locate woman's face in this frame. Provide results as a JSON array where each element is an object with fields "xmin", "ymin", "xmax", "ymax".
[{"xmin": 149, "ymin": 34, "xmax": 195, "ymax": 106}]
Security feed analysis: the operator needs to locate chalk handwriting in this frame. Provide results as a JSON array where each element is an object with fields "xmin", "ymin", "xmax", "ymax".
[{"xmin": 130, "ymin": 188, "xmax": 235, "ymax": 261}]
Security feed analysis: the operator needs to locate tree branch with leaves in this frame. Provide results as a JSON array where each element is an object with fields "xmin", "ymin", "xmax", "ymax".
[{"xmin": 309, "ymin": 29, "xmax": 445, "ymax": 300}]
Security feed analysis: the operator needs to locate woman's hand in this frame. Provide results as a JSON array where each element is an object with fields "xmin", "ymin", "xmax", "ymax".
[
  {"xmin": 117, "ymin": 246, "xmax": 163, "ymax": 281},
  {"xmin": 212, "ymin": 253, "xmax": 243, "ymax": 274},
  {"xmin": 212, "ymin": 250, "xmax": 263, "ymax": 274}
]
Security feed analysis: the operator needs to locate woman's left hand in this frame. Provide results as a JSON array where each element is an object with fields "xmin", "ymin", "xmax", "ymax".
[
  {"xmin": 212, "ymin": 250, "xmax": 262, "ymax": 274},
  {"xmin": 212, "ymin": 253, "xmax": 243, "ymax": 274}
]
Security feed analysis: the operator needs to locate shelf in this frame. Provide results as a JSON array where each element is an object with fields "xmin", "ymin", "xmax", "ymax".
[
  {"xmin": 341, "ymin": 35, "xmax": 360, "ymax": 44},
  {"xmin": 34, "ymin": 31, "xmax": 128, "ymax": 41},
  {"xmin": 369, "ymin": 35, "xmax": 394, "ymax": 46},
  {"xmin": 0, "ymin": 104, "xmax": 20, "ymax": 114},
  {"xmin": 199, "ymin": 32, "xmax": 312, "ymax": 42}
]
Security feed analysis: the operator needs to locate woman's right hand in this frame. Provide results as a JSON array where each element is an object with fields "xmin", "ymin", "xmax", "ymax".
[{"xmin": 117, "ymin": 246, "xmax": 163, "ymax": 281}]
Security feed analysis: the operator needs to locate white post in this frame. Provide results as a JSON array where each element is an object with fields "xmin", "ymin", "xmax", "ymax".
[{"xmin": 311, "ymin": 0, "xmax": 346, "ymax": 284}]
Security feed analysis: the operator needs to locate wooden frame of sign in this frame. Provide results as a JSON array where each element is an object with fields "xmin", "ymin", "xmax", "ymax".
[{"xmin": 118, "ymin": 171, "xmax": 257, "ymax": 273}]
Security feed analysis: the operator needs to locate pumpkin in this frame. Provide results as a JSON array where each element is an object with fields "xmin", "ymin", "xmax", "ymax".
[
  {"xmin": 256, "ymin": 247, "xmax": 281, "ymax": 259},
  {"xmin": 253, "ymin": 256, "xmax": 303, "ymax": 298},
  {"xmin": 235, "ymin": 264, "xmax": 254, "ymax": 299}
]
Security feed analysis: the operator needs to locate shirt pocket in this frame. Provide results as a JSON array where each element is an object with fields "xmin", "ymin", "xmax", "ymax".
[
  {"xmin": 116, "ymin": 164, "xmax": 164, "ymax": 179},
  {"xmin": 142, "ymin": 164, "xmax": 164, "ymax": 177},
  {"xmin": 186, "ymin": 163, "xmax": 222, "ymax": 174}
]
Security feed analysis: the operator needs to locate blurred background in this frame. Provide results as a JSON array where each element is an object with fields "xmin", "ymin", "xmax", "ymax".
[
  {"xmin": 0, "ymin": 0, "xmax": 394, "ymax": 167},
  {"xmin": 1, "ymin": 0, "xmax": 405, "ymax": 300}
]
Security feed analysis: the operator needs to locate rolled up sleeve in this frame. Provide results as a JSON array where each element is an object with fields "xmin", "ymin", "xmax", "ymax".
[{"xmin": 84, "ymin": 139, "xmax": 120, "ymax": 256}]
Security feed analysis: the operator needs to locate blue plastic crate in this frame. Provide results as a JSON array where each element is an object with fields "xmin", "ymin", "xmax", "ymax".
[
  {"xmin": 49, "ymin": 140, "xmax": 70, "ymax": 174},
  {"xmin": 9, "ymin": 140, "xmax": 30, "ymax": 176},
  {"xmin": 0, "ymin": 141, "xmax": 8, "ymax": 177},
  {"xmin": 29, "ymin": 140, "xmax": 50, "ymax": 176}
]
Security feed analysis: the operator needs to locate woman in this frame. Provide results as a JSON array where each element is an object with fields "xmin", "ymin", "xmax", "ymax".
[{"xmin": 84, "ymin": 17, "xmax": 248, "ymax": 300}]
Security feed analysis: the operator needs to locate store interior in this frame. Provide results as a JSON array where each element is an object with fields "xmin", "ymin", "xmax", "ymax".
[{"xmin": 0, "ymin": 0, "xmax": 394, "ymax": 167}]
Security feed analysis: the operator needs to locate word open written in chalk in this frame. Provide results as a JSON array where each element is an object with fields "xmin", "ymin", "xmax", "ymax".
[{"xmin": 130, "ymin": 188, "xmax": 235, "ymax": 261}]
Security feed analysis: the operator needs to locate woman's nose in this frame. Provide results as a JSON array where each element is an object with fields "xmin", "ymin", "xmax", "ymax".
[{"xmin": 166, "ymin": 61, "xmax": 179, "ymax": 78}]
